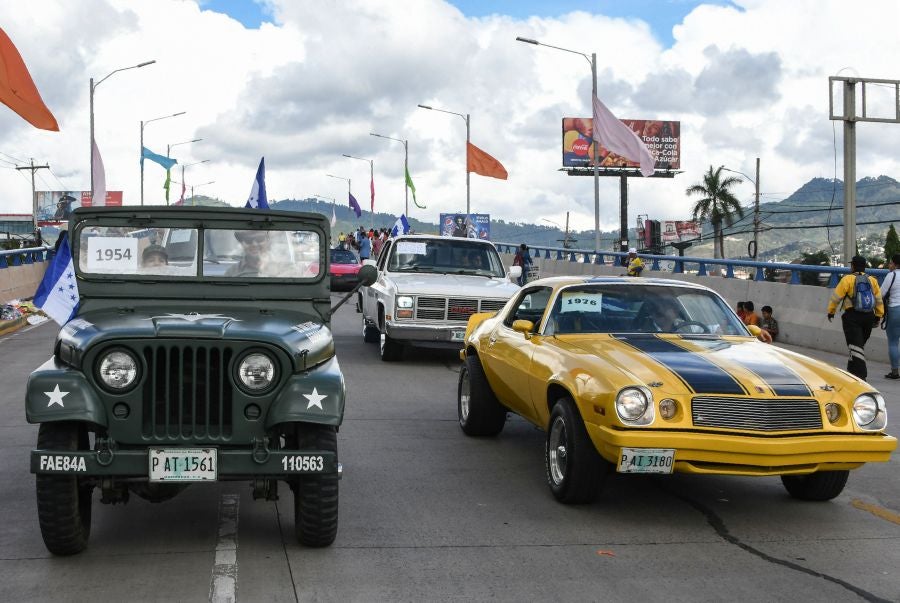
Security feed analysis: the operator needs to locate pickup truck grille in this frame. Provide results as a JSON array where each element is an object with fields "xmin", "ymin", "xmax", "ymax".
[
  {"xmin": 691, "ymin": 396, "xmax": 822, "ymax": 431},
  {"xmin": 141, "ymin": 344, "xmax": 234, "ymax": 440},
  {"xmin": 415, "ymin": 297, "xmax": 507, "ymax": 322}
]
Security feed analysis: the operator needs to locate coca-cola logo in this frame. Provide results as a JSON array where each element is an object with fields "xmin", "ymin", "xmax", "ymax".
[{"xmin": 572, "ymin": 139, "xmax": 590, "ymax": 156}]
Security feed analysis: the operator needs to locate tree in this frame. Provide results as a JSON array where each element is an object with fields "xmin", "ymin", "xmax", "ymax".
[
  {"xmin": 800, "ymin": 250, "xmax": 830, "ymax": 286},
  {"xmin": 885, "ymin": 224, "xmax": 900, "ymax": 262},
  {"xmin": 685, "ymin": 166, "xmax": 744, "ymax": 259}
]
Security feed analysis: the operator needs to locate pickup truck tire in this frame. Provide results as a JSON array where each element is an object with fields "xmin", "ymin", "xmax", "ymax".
[
  {"xmin": 35, "ymin": 422, "xmax": 93, "ymax": 555},
  {"xmin": 458, "ymin": 354, "xmax": 506, "ymax": 436},
  {"xmin": 545, "ymin": 397, "xmax": 608, "ymax": 504},
  {"xmin": 380, "ymin": 333, "xmax": 403, "ymax": 361},
  {"xmin": 780, "ymin": 470, "xmax": 849, "ymax": 501},
  {"xmin": 293, "ymin": 423, "xmax": 339, "ymax": 547},
  {"xmin": 362, "ymin": 316, "xmax": 379, "ymax": 343}
]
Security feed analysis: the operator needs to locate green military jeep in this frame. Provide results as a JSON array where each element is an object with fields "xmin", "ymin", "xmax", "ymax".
[{"xmin": 26, "ymin": 206, "xmax": 374, "ymax": 555}]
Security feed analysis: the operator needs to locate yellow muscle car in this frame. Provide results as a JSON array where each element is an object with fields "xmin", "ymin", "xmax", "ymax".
[{"xmin": 458, "ymin": 277, "xmax": 896, "ymax": 503}]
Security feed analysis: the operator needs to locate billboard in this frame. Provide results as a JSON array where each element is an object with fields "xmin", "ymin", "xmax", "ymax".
[
  {"xmin": 34, "ymin": 190, "xmax": 123, "ymax": 222},
  {"xmin": 439, "ymin": 213, "xmax": 491, "ymax": 240},
  {"xmin": 661, "ymin": 220, "xmax": 701, "ymax": 243},
  {"xmin": 562, "ymin": 118, "xmax": 680, "ymax": 170}
]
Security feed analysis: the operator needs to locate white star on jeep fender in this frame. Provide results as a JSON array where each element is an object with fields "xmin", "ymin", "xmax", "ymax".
[
  {"xmin": 303, "ymin": 388, "xmax": 326, "ymax": 410},
  {"xmin": 45, "ymin": 384, "xmax": 69, "ymax": 408}
]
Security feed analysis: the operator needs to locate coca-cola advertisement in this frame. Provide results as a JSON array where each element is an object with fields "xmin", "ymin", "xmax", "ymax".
[{"xmin": 562, "ymin": 118, "xmax": 680, "ymax": 170}]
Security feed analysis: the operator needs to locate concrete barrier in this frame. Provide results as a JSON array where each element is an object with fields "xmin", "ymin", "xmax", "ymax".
[
  {"xmin": 512, "ymin": 254, "xmax": 885, "ymax": 364},
  {"xmin": 0, "ymin": 260, "xmax": 46, "ymax": 303}
]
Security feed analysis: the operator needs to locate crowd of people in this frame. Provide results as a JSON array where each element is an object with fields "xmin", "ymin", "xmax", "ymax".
[
  {"xmin": 336, "ymin": 226, "xmax": 401, "ymax": 261},
  {"xmin": 735, "ymin": 300, "xmax": 779, "ymax": 341}
]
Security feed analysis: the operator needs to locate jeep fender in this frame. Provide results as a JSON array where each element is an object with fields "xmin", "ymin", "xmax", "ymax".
[
  {"xmin": 26, "ymin": 357, "xmax": 108, "ymax": 427},
  {"xmin": 266, "ymin": 356, "xmax": 346, "ymax": 428}
]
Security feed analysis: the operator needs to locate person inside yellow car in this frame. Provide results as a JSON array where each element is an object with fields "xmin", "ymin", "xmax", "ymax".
[
  {"xmin": 626, "ymin": 248, "xmax": 644, "ymax": 277},
  {"xmin": 827, "ymin": 255, "xmax": 884, "ymax": 379}
]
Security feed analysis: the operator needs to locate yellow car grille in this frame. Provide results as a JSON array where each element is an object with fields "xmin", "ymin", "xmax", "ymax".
[{"xmin": 691, "ymin": 396, "xmax": 823, "ymax": 431}]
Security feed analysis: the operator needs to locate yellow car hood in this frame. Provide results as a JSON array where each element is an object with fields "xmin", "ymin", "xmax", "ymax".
[{"xmin": 561, "ymin": 334, "xmax": 857, "ymax": 398}]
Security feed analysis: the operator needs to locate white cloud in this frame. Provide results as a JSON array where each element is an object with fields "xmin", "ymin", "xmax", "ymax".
[{"xmin": 1, "ymin": 0, "xmax": 899, "ymax": 240}]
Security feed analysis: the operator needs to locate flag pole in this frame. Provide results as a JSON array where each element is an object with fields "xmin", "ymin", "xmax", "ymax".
[{"xmin": 465, "ymin": 113, "xmax": 470, "ymax": 215}]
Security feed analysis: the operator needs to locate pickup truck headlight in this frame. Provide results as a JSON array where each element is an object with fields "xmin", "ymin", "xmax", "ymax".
[
  {"xmin": 97, "ymin": 349, "xmax": 139, "ymax": 392},
  {"xmin": 236, "ymin": 352, "xmax": 276, "ymax": 393},
  {"xmin": 615, "ymin": 387, "xmax": 654, "ymax": 425},
  {"xmin": 852, "ymin": 393, "xmax": 887, "ymax": 430},
  {"xmin": 396, "ymin": 295, "xmax": 414, "ymax": 309}
]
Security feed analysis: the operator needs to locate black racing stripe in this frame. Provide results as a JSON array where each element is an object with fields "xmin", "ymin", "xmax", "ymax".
[
  {"xmin": 686, "ymin": 339, "xmax": 813, "ymax": 397},
  {"xmin": 614, "ymin": 335, "xmax": 747, "ymax": 395}
]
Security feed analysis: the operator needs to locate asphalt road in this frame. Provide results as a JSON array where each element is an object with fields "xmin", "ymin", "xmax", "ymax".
[{"xmin": 1, "ymin": 299, "xmax": 899, "ymax": 603}]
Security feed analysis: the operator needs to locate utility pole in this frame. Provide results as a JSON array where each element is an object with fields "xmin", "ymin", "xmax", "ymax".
[
  {"xmin": 16, "ymin": 159, "xmax": 50, "ymax": 228},
  {"xmin": 753, "ymin": 157, "xmax": 760, "ymax": 260},
  {"xmin": 829, "ymin": 75, "xmax": 900, "ymax": 265}
]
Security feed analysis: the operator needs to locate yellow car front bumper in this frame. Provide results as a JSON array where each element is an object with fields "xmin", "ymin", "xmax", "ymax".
[{"xmin": 586, "ymin": 423, "xmax": 897, "ymax": 476}]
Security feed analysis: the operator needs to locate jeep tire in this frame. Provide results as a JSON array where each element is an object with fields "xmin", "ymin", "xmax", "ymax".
[
  {"xmin": 293, "ymin": 423, "xmax": 339, "ymax": 547},
  {"xmin": 781, "ymin": 470, "xmax": 849, "ymax": 501},
  {"xmin": 458, "ymin": 354, "xmax": 506, "ymax": 436},
  {"xmin": 35, "ymin": 422, "xmax": 93, "ymax": 555},
  {"xmin": 545, "ymin": 397, "xmax": 608, "ymax": 504}
]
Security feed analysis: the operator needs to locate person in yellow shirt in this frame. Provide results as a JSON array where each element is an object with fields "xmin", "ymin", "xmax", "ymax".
[
  {"xmin": 626, "ymin": 248, "xmax": 644, "ymax": 277},
  {"xmin": 827, "ymin": 255, "xmax": 884, "ymax": 379}
]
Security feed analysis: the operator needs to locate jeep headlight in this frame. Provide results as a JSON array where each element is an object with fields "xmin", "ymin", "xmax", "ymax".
[
  {"xmin": 396, "ymin": 295, "xmax": 414, "ymax": 309},
  {"xmin": 97, "ymin": 350, "xmax": 139, "ymax": 391},
  {"xmin": 852, "ymin": 393, "xmax": 887, "ymax": 430},
  {"xmin": 237, "ymin": 352, "xmax": 276, "ymax": 393},
  {"xmin": 615, "ymin": 387, "xmax": 654, "ymax": 425}
]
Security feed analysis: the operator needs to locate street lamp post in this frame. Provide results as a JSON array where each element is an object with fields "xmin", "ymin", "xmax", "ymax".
[
  {"xmin": 516, "ymin": 36, "xmax": 602, "ymax": 254},
  {"xmin": 141, "ymin": 111, "xmax": 186, "ymax": 205},
  {"xmin": 417, "ymin": 104, "xmax": 470, "ymax": 214},
  {"xmin": 370, "ymin": 132, "xmax": 409, "ymax": 217},
  {"xmin": 326, "ymin": 174, "xmax": 352, "ymax": 221},
  {"xmin": 721, "ymin": 158, "xmax": 761, "ymax": 260},
  {"xmin": 188, "ymin": 181, "xmax": 215, "ymax": 204},
  {"xmin": 179, "ymin": 159, "xmax": 210, "ymax": 204},
  {"xmin": 166, "ymin": 139, "xmax": 202, "ymax": 205},
  {"xmin": 342, "ymin": 153, "xmax": 374, "ymax": 229},
  {"xmin": 90, "ymin": 60, "xmax": 156, "ymax": 193}
]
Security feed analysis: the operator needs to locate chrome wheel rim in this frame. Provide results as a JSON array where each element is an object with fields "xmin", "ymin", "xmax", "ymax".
[
  {"xmin": 459, "ymin": 369, "xmax": 471, "ymax": 421},
  {"xmin": 548, "ymin": 416, "xmax": 568, "ymax": 485}
]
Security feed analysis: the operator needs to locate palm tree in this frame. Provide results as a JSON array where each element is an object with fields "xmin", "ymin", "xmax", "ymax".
[{"xmin": 685, "ymin": 166, "xmax": 744, "ymax": 258}]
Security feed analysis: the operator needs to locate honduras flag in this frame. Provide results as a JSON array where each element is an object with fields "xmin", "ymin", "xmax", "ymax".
[
  {"xmin": 246, "ymin": 157, "xmax": 269, "ymax": 209},
  {"xmin": 33, "ymin": 231, "xmax": 80, "ymax": 325},
  {"xmin": 391, "ymin": 214, "xmax": 410, "ymax": 237}
]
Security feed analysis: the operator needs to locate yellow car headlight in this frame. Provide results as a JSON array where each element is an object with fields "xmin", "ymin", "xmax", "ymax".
[
  {"xmin": 852, "ymin": 394, "xmax": 886, "ymax": 430},
  {"xmin": 615, "ymin": 387, "xmax": 654, "ymax": 425}
]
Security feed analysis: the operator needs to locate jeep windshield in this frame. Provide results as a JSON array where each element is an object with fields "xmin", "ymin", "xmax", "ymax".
[
  {"xmin": 387, "ymin": 239, "xmax": 504, "ymax": 278},
  {"xmin": 76, "ymin": 225, "xmax": 322, "ymax": 279}
]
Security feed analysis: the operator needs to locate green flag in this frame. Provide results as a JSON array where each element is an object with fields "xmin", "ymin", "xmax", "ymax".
[
  {"xmin": 405, "ymin": 166, "xmax": 426, "ymax": 209},
  {"xmin": 164, "ymin": 168, "xmax": 171, "ymax": 202}
]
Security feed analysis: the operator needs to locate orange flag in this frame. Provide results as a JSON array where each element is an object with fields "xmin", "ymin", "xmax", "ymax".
[
  {"xmin": 466, "ymin": 142, "xmax": 508, "ymax": 180},
  {"xmin": 0, "ymin": 27, "xmax": 58, "ymax": 131}
]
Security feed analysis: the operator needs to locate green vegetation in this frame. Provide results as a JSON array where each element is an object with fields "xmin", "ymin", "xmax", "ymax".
[{"xmin": 685, "ymin": 166, "xmax": 744, "ymax": 259}]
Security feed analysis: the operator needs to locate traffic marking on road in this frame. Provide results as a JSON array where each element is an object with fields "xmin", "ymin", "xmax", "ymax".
[
  {"xmin": 851, "ymin": 499, "xmax": 900, "ymax": 526},
  {"xmin": 209, "ymin": 493, "xmax": 240, "ymax": 603}
]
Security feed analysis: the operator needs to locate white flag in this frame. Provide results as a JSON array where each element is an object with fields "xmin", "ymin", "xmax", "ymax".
[
  {"xmin": 330, "ymin": 204, "xmax": 337, "ymax": 228},
  {"xmin": 591, "ymin": 94, "xmax": 655, "ymax": 177},
  {"xmin": 91, "ymin": 138, "xmax": 107, "ymax": 206}
]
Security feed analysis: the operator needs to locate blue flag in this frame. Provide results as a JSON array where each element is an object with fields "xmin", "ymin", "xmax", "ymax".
[
  {"xmin": 141, "ymin": 146, "xmax": 177, "ymax": 170},
  {"xmin": 348, "ymin": 192, "xmax": 362, "ymax": 218},
  {"xmin": 245, "ymin": 157, "xmax": 268, "ymax": 209},
  {"xmin": 391, "ymin": 214, "xmax": 410, "ymax": 237},
  {"xmin": 33, "ymin": 231, "xmax": 80, "ymax": 325}
]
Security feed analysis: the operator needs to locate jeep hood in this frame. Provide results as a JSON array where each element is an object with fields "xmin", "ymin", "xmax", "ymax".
[{"xmin": 58, "ymin": 306, "xmax": 333, "ymax": 372}]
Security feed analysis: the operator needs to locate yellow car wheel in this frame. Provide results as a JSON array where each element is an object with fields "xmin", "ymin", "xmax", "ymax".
[
  {"xmin": 545, "ymin": 398, "xmax": 608, "ymax": 504},
  {"xmin": 780, "ymin": 470, "xmax": 849, "ymax": 501},
  {"xmin": 458, "ymin": 355, "xmax": 506, "ymax": 436}
]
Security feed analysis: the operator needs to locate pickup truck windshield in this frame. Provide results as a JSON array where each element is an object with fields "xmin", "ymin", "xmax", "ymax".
[
  {"xmin": 76, "ymin": 226, "xmax": 322, "ymax": 279},
  {"xmin": 386, "ymin": 239, "xmax": 504, "ymax": 278}
]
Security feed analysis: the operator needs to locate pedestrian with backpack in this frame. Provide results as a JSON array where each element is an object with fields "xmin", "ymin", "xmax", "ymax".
[{"xmin": 827, "ymin": 255, "xmax": 884, "ymax": 379}]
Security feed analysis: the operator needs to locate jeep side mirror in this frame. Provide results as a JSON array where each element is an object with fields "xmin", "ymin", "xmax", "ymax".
[{"xmin": 330, "ymin": 265, "xmax": 377, "ymax": 315}]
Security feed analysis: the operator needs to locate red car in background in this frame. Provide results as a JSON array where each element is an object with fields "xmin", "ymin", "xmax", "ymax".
[{"xmin": 329, "ymin": 247, "xmax": 361, "ymax": 290}]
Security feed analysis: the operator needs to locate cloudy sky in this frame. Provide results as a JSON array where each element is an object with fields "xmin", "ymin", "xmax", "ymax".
[{"xmin": 2, "ymin": 0, "xmax": 899, "ymax": 234}]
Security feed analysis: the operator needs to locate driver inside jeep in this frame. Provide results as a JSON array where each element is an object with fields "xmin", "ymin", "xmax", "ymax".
[{"xmin": 226, "ymin": 230, "xmax": 273, "ymax": 277}]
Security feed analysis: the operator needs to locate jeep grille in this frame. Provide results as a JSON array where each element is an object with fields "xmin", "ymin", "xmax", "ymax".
[
  {"xmin": 141, "ymin": 344, "xmax": 234, "ymax": 440},
  {"xmin": 414, "ymin": 297, "xmax": 507, "ymax": 322}
]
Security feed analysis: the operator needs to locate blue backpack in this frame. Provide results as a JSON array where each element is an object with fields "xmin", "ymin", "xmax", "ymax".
[{"xmin": 852, "ymin": 274, "xmax": 876, "ymax": 313}]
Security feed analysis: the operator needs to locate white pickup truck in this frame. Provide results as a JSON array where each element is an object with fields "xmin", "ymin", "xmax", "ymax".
[{"xmin": 359, "ymin": 235, "xmax": 521, "ymax": 360}]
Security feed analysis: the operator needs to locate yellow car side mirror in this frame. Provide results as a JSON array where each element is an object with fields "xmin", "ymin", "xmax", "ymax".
[{"xmin": 512, "ymin": 319, "xmax": 535, "ymax": 338}]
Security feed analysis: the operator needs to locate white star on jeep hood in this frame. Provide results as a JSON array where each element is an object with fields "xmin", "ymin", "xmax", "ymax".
[
  {"xmin": 303, "ymin": 388, "xmax": 327, "ymax": 410},
  {"xmin": 45, "ymin": 384, "xmax": 69, "ymax": 408}
]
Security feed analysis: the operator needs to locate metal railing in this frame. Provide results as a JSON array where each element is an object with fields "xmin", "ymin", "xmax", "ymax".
[
  {"xmin": 0, "ymin": 246, "xmax": 52, "ymax": 269},
  {"xmin": 494, "ymin": 242, "xmax": 889, "ymax": 287}
]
